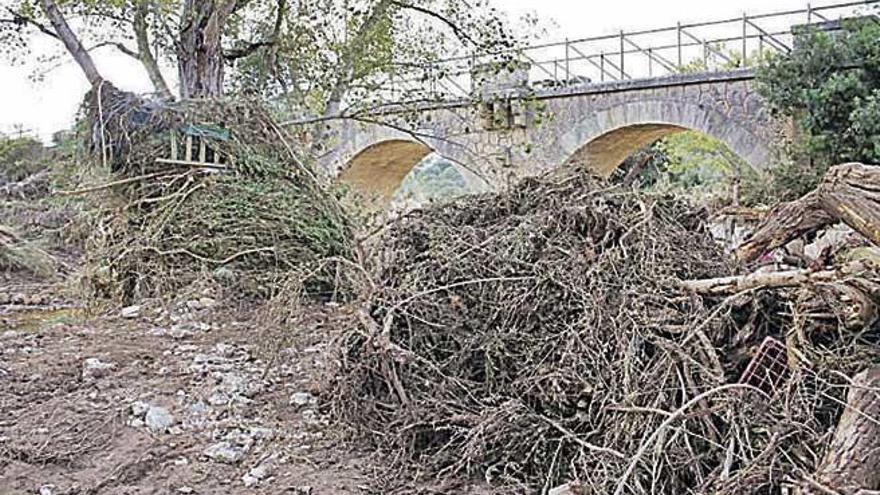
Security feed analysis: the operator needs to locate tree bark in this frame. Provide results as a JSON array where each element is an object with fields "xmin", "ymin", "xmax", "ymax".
[
  {"xmin": 177, "ymin": 0, "xmax": 238, "ymax": 98},
  {"xmin": 738, "ymin": 163, "xmax": 880, "ymax": 262},
  {"xmin": 38, "ymin": 0, "xmax": 103, "ymax": 86},
  {"xmin": 800, "ymin": 366, "xmax": 880, "ymax": 495},
  {"xmin": 134, "ymin": 0, "xmax": 173, "ymax": 100}
]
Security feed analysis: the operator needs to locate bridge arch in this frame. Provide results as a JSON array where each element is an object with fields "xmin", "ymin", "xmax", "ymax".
[
  {"xmin": 337, "ymin": 139, "xmax": 433, "ymax": 205},
  {"xmin": 555, "ymin": 97, "xmax": 772, "ymax": 176}
]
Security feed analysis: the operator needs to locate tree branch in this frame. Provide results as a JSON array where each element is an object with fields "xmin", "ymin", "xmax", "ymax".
[
  {"xmin": 390, "ymin": 0, "xmax": 476, "ymax": 46},
  {"xmin": 134, "ymin": 0, "xmax": 173, "ymax": 99},
  {"xmin": 87, "ymin": 40, "xmax": 139, "ymax": 58},
  {"xmin": 2, "ymin": 6, "xmax": 59, "ymax": 39},
  {"xmin": 224, "ymin": 0, "xmax": 287, "ymax": 60},
  {"xmin": 38, "ymin": 0, "xmax": 103, "ymax": 86}
]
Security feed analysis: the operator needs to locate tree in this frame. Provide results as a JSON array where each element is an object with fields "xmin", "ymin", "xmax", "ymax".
[
  {"xmin": 1, "ymin": 0, "xmax": 517, "ymax": 107},
  {"xmin": 757, "ymin": 16, "xmax": 880, "ymax": 170},
  {"xmin": 230, "ymin": 0, "xmax": 520, "ymax": 119}
]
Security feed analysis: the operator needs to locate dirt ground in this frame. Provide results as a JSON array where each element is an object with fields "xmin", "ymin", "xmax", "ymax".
[{"xmin": 0, "ymin": 278, "xmax": 373, "ymax": 495}]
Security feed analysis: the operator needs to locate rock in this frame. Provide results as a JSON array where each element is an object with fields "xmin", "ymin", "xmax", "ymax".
[
  {"xmin": 212, "ymin": 266, "xmax": 234, "ymax": 282},
  {"xmin": 82, "ymin": 358, "xmax": 114, "ymax": 381},
  {"xmin": 214, "ymin": 343, "xmax": 236, "ymax": 357},
  {"xmin": 120, "ymin": 305, "xmax": 141, "ymax": 319},
  {"xmin": 39, "ymin": 485, "xmax": 55, "ymax": 495},
  {"xmin": 242, "ymin": 465, "xmax": 266, "ymax": 487},
  {"xmin": 168, "ymin": 324, "xmax": 193, "ymax": 340},
  {"xmin": 242, "ymin": 453, "xmax": 281, "ymax": 487},
  {"xmin": 199, "ymin": 297, "xmax": 217, "ymax": 308},
  {"xmin": 248, "ymin": 427, "xmax": 275, "ymax": 441},
  {"xmin": 286, "ymin": 487, "xmax": 313, "ymax": 495},
  {"xmin": 185, "ymin": 299, "xmax": 204, "ymax": 310},
  {"xmin": 549, "ymin": 483, "xmax": 583, "ymax": 495},
  {"xmin": 207, "ymin": 392, "xmax": 229, "ymax": 406},
  {"xmin": 176, "ymin": 487, "xmax": 194, "ymax": 494},
  {"xmin": 145, "ymin": 406, "xmax": 174, "ymax": 433},
  {"xmin": 290, "ymin": 392, "xmax": 316, "ymax": 408},
  {"xmin": 204, "ymin": 441, "xmax": 247, "ymax": 464},
  {"xmin": 130, "ymin": 400, "xmax": 151, "ymax": 418}
]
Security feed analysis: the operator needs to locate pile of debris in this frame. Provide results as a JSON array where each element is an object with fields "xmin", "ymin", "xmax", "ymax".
[
  {"xmin": 331, "ymin": 165, "xmax": 880, "ymax": 494},
  {"xmin": 79, "ymin": 84, "xmax": 353, "ymax": 303},
  {"xmin": 0, "ymin": 225, "xmax": 57, "ymax": 277}
]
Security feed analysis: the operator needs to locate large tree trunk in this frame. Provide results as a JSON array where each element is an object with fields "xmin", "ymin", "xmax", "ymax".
[
  {"xmin": 177, "ymin": 0, "xmax": 237, "ymax": 98},
  {"xmin": 800, "ymin": 366, "xmax": 880, "ymax": 495},
  {"xmin": 738, "ymin": 163, "xmax": 880, "ymax": 262},
  {"xmin": 134, "ymin": 0, "xmax": 173, "ymax": 100},
  {"xmin": 38, "ymin": 0, "xmax": 103, "ymax": 86}
]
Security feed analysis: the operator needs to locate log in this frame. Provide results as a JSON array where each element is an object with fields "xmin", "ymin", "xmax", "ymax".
[
  {"xmin": 738, "ymin": 163, "xmax": 880, "ymax": 262},
  {"xmin": 679, "ymin": 261, "xmax": 874, "ymax": 296},
  {"xmin": 800, "ymin": 366, "xmax": 880, "ymax": 495}
]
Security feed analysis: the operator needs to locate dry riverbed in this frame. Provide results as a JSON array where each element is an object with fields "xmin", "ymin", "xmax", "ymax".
[{"xmin": 1, "ymin": 290, "xmax": 370, "ymax": 494}]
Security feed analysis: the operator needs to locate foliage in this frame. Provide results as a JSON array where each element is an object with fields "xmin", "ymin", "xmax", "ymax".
[
  {"xmin": 392, "ymin": 154, "xmax": 473, "ymax": 206},
  {"xmin": 677, "ymin": 44, "xmax": 765, "ymax": 74},
  {"xmin": 756, "ymin": 16, "xmax": 880, "ymax": 182},
  {"xmin": 1, "ymin": 0, "xmax": 522, "ymax": 112},
  {"xmin": 234, "ymin": 0, "xmax": 526, "ymax": 117},
  {"xmin": 657, "ymin": 131, "xmax": 746, "ymax": 187},
  {"xmin": 0, "ymin": 134, "xmax": 46, "ymax": 182},
  {"xmin": 613, "ymin": 131, "xmax": 747, "ymax": 205}
]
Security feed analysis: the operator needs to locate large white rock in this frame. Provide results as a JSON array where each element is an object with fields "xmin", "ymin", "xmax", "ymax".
[
  {"xmin": 145, "ymin": 406, "xmax": 174, "ymax": 433},
  {"xmin": 120, "ymin": 305, "xmax": 141, "ymax": 319},
  {"xmin": 204, "ymin": 441, "xmax": 247, "ymax": 464}
]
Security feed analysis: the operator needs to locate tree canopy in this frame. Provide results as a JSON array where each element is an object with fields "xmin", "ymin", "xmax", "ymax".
[
  {"xmin": 0, "ymin": 0, "xmax": 520, "ymax": 115},
  {"xmin": 757, "ymin": 16, "xmax": 880, "ymax": 167}
]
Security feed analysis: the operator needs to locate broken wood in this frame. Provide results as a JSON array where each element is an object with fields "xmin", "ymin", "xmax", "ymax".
[
  {"xmin": 799, "ymin": 366, "xmax": 880, "ymax": 495},
  {"xmin": 738, "ymin": 163, "xmax": 880, "ymax": 262},
  {"xmin": 679, "ymin": 261, "xmax": 875, "ymax": 296}
]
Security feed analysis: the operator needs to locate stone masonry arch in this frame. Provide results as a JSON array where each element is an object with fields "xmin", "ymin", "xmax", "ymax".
[
  {"xmin": 554, "ymin": 94, "xmax": 772, "ymax": 176},
  {"xmin": 337, "ymin": 139, "xmax": 432, "ymax": 205}
]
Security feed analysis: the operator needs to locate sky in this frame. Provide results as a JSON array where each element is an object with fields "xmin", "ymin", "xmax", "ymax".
[{"xmin": 0, "ymin": 0, "xmax": 863, "ymax": 141}]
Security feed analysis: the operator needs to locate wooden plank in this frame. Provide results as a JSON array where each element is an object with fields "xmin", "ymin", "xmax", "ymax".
[
  {"xmin": 185, "ymin": 135, "xmax": 192, "ymax": 162},
  {"xmin": 199, "ymin": 140, "xmax": 206, "ymax": 163},
  {"xmin": 170, "ymin": 133, "xmax": 178, "ymax": 160}
]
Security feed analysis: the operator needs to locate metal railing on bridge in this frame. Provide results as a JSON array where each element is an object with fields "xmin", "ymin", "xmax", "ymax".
[{"xmin": 372, "ymin": 0, "xmax": 878, "ymax": 104}]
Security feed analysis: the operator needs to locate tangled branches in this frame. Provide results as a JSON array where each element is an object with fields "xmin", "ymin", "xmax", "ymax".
[
  {"xmin": 78, "ymin": 84, "xmax": 353, "ymax": 303},
  {"xmin": 331, "ymin": 171, "xmax": 880, "ymax": 494}
]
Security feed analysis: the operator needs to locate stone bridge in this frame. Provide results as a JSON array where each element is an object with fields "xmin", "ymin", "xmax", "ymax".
[{"xmin": 317, "ymin": 68, "xmax": 779, "ymax": 205}]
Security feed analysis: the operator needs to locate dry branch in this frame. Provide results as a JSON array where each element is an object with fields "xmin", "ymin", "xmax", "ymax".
[{"xmin": 680, "ymin": 260, "xmax": 876, "ymax": 295}]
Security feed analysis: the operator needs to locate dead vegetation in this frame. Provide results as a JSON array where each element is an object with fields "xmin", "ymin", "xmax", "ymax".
[
  {"xmin": 330, "ymin": 168, "xmax": 880, "ymax": 494},
  {"xmin": 77, "ymin": 84, "xmax": 353, "ymax": 303},
  {"xmin": 0, "ymin": 225, "xmax": 57, "ymax": 278}
]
